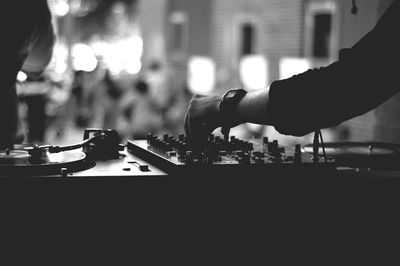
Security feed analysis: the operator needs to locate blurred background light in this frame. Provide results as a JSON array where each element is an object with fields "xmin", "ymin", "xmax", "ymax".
[
  {"xmin": 98, "ymin": 36, "xmax": 143, "ymax": 75},
  {"xmin": 239, "ymin": 55, "xmax": 268, "ymax": 91},
  {"xmin": 53, "ymin": 43, "xmax": 69, "ymax": 73},
  {"xmin": 72, "ymin": 43, "xmax": 98, "ymax": 72},
  {"xmin": 279, "ymin": 57, "xmax": 312, "ymax": 79},
  {"xmin": 188, "ymin": 56, "xmax": 216, "ymax": 95},
  {"xmin": 17, "ymin": 71, "xmax": 28, "ymax": 82},
  {"xmin": 49, "ymin": 0, "xmax": 70, "ymax": 17}
]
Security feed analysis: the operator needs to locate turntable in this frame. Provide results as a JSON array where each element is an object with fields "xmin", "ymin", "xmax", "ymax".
[
  {"xmin": 303, "ymin": 141, "xmax": 400, "ymax": 170},
  {"xmin": 0, "ymin": 128, "xmax": 167, "ymax": 178},
  {"xmin": 127, "ymin": 133, "xmax": 337, "ymax": 176}
]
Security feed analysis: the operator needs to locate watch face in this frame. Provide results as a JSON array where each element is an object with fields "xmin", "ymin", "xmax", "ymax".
[{"xmin": 225, "ymin": 90, "xmax": 238, "ymax": 99}]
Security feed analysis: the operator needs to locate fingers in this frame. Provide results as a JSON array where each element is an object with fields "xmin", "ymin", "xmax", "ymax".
[
  {"xmin": 184, "ymin": 112, "xmax": 207, "ymax": 150},
  {"xmin": 184, "ymin": 95, "xmax": 220, "ymax": 150}
]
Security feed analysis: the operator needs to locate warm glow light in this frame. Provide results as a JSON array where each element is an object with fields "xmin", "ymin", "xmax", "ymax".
[
  {"xmin": 91, "ymin": 41, "xmax": 110, "ymax": 57},
  {"xmin": 130, "ymin": 36, "xmax": 144, "ymax": 57},
  {"xmin": 124, "ymin": 36, "xmax": 143, "ymax": 74},
  {"xmin": 279, "ymin": 57, "xmax": 312, "ymax": 79},
  {"xmin": 49, "ymin": 0, "xmax": 70, "ymax": 17},
  {"xmin": 55, "ymin": 61, "xmax": 68, "ymax": 74},
  {"xmin": 72, "ymin": 43, "xmax": 98, "ymax": 72},
  {"xmin": 17, "ymin": 71, "xmax": 27, "ymax": 82},
  {"xmin": 48, "ymin": 43, "xmax": 69, "ymax": 80},
  {"xmin": 93, "ymin": 36, "xmax": 143, "ymax": 75},
  {"xmin": 126, "ymin": 61, "xmax": 142, "ymax": 75},
  {"xmin": 188, "ymin": 56, "xmax": 216, "ymax": 95},
  {"xmin": 239, "ymin": 55, "xmax": 268, "ymax": 91}
]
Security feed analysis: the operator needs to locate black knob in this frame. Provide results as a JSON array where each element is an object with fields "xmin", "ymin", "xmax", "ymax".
[{"xmin": 294, "ymin": 144, "xmax": 302, "ymax": 163}]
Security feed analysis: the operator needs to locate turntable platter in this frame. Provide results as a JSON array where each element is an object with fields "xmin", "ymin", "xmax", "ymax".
[
  {"xmin": 303, "ymin": 142, "xmax": 400, "ymax": 170},
  {"xmin": 0, "ymin": 149, "xmax": 93, "ymax": 176},
  {"xmin": 0, "ymin": 150, "xmax": 30, "ymax": 164}
]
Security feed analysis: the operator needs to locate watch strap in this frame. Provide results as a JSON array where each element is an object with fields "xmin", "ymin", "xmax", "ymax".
[{"xmin": 219, "ymin": 88, "xmax": 247, "ymax": 136}]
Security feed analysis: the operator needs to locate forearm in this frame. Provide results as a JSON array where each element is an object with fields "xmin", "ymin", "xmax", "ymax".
[{"xmin": 236, "ymin": 88, "xmax": 274, "ymax": 126}]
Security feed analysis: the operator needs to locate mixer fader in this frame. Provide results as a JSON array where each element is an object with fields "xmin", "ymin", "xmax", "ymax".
[{"xmin": 127, "ymin": 133, "xmax": 336, "ymax": 176}]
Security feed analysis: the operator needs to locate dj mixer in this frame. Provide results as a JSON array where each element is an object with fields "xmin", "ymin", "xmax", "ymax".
[{"xmin": 127, "ymin": 133, "xmax": 337, "ymax": 176}]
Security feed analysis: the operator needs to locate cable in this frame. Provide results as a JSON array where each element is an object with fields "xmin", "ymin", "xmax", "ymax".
[
  {"xmin": 351, "ymin": 0, "xmax": 358, "ymax": 14},
  {"xmin": 313, "ymin": 130, "xmax": 320, "ymax": 162},
  {"xmin": 319, "ymin": 130, "xmax": 327, "ymax": 163},
  {"xmin": 313, "ymin": 129, "xmax": 328, "ymax": 163}
]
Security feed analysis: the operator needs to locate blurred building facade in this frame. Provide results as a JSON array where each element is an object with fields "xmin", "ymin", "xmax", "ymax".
[{"xmin": 138, "ymin": 0, "xmax": 398, "ymax": 142}]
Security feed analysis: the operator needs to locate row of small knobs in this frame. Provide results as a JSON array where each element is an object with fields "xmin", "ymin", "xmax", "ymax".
[
  {"xmin": 147, "ymin": 133, "xmax": 188, "ymax": 154},
  {"xmin": 263, "ymin": 137, "xmax": 302, "ymax": 163},
  {"xmin": 147, "ymin": 134, "xmax": 302, "ymax": 164},
  {"xmin": 147, "ymin": 133, "xmax": 254, "ymax": 155}
]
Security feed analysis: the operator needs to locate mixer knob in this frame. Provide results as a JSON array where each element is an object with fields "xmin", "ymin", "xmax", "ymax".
[
  {"xmin": 263, "ymin": 137, "xmax": 269, "ymax": 153},
  {"xmin": 266, "ymin": 140, "xmax": 279, "ymax": 157},
  {"xmin": 238, "ymin": 152, "xmax": 250, "ymax": 164},
  {"xmin": 252, "ymin": 151, "xmax": 264, "ymax": 158},
  {"xmin": 235, "ymin": 150, "xmax": 244, "ymax": 157},
  {"xmin": 163, "ymin": 134, "xmax": 169, "ymax": 142},
  {"xmin": 273, "ymin": 139, "xmax": 278, "ymax": 147},
  {"xmin": 146, "ymin": 133, "xmax": 153, "ymax": 144},
  {"xmin": 223, "ymin": 134, "xmax": 229, "ymax": 142},
  {"xmin": 247, "ymin": 142, "xmax": 254, "ymax": 151},
  {"xmin": 178, "ymin": 133, "xmax": 185, "ymax": 142},
  {"xmin": 185, "ymin": 151, "xmax": 194, "ymax": 164},
  {"xmin": 294, "ymin": 144, "xmax": 302, "ymax": 163},
  {"xmin": 178, "ymin": 143, "xmax": 188, "ymax": 158},
  {"xmin": 168, "ymin": 136, "xmax": 175, "ymax": 144},
  {"xmin": 164, "ymin": 143, "xmax": 173, "ymax": 152},
  {"xmin": 254, "ymin": 156, "xmax": 265, "ymax": 164}
]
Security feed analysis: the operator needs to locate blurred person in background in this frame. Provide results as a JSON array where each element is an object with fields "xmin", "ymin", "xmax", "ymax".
[
  {"xmin": 145, "ymin": 60, "xmax": 174, "ymax": 122},
  {"xmin": 66, "ymin": 70, "xmax": 96, "ymax": 129},
  {"xmin": 101, "ymin": 69, "xmax": 124, "ymax": 130},
  {"xmin": 184, "ymin": 0, "xmax": 400, "ymax": 149},
  {"xmin": 118, "ymin": 76, "xmax": 163, "ymax": 140},
  {"xmin": 17, "ymin": 73, "xmax": 52, "ymax": 143},
  {"xmin": 163, "ymin": 84, "xmax": 193, "ymax": 136},
  {"xmin": 1, "ymin": 0, "xmax": 56, "ymax": 148}
]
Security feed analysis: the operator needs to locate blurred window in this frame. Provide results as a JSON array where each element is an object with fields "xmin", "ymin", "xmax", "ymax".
[
  {"xmin": 169, "ymin": 11, "xmax": 188, "ymax": 54},
  {"xmin": 304, "ymin": 1, "xmax": 337, "ymax": 61},
  {"xmin": 241, "ymin": 23, "xmax": 255, "ymax": 56},
  {"xmin": 312, "ymin": 13, "xmax": 332, "ymax": 58}
]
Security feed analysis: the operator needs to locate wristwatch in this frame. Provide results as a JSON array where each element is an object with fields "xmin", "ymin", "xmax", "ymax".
[{"xmin": 219, "ymin": 88, "xmax": 247, "ymax": 136}]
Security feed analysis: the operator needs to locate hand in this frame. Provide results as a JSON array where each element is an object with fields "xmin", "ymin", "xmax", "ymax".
[{"xmin": 184, "ymin": 95, "xmax": 222, "ymax": 150}]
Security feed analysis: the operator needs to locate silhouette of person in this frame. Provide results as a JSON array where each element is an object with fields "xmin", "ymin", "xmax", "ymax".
[
  {"xmin": 184, "ymin": 0, "xmax": 400, "ymax": 148},
  {"xmin": 118, "ymin": 76, "xmax": 163, "ymax": 140},
  {"xmin": 17, "ymin": 74, "xmax": 52, "ymax": 143},
  {"xmin": 0, "ymin": 0, "xmax": 56, "ymax": 148},
  {"xmin": 102, "ymin": 69, "xmax": 123, "ymax": 130}
]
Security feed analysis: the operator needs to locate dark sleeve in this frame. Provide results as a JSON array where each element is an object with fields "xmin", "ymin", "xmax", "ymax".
[
  {"xmin": 22, "ymin": 0, "xmax": 56, "ymax": 78},
  {"xmin": 267, "ymin": 0, "xmax": 400, "ymax": 136}
]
